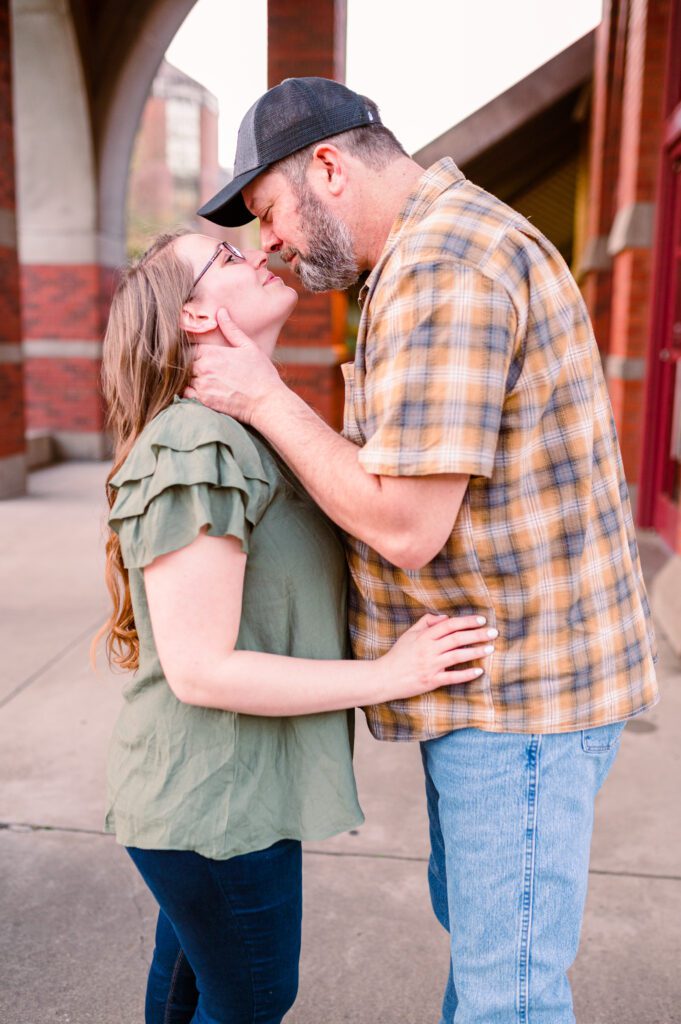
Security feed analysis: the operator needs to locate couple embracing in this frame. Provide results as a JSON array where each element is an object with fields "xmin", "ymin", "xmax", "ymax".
[{"xmin": 98, "ymin": 78, "xmax": 658, "ymax": 1024}]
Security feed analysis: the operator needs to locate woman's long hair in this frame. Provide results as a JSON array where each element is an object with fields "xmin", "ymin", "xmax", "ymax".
[{"xmin": 94, "ymin": 233, "xmax": 195, "ymax": 671}]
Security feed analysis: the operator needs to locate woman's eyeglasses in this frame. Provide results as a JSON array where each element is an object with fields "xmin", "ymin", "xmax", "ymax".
[{"xmin": 191, "ymin": 241, "xmax": 246, "ymax": 291}]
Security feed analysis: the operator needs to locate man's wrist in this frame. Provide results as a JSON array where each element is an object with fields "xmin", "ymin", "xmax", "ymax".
[{"xmin": 250, "ymin": 379, "xmax": 305, "ymax": 435}]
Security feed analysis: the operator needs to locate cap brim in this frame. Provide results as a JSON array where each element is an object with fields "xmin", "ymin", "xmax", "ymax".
[{"xmin": 197, "ymin": 163, "xmax": 269, "ymax": 227}]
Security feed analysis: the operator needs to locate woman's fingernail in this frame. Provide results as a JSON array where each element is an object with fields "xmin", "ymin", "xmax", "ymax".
[
  {"xmin": 474, "ymin": 668, "xmax": 484, "ymax": 676},
  {"xmin": 484, "ymin": 644, "xmax": 495, "ymax": 654},
  {"xmin": 476, "ymin": 616, "xmax": 487, "ymax": 625},
  {"xmin": 487, "ymin": 628, "xmax": 498, "ymax": 638}
]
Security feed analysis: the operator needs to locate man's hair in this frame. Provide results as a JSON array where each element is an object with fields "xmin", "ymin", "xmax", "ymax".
[{"xmin": 275, "ymin": 96, "xmax": 408, "ymax": 193}]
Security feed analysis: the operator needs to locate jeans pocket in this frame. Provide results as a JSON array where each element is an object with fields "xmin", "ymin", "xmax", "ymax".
[{"xmin": 581, "ymin": 720, "xmax": 627, "ymax": 753}]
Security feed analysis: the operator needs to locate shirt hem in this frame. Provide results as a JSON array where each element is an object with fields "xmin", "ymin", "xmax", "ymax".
[
  {"xmin": 105, "ymin": 811, "xmax": 365, "ymax": 862},
  {"xmin": 362, "ymin": 692, "xmax": 661, "ymax": 743}
]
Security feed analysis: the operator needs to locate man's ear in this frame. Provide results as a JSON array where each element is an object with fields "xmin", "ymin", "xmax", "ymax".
[
  {"xmin": 310, "ymin": 143, "xmax": 346, "ymax": 197},
  {"xmin": 180, "ymin": 303, "xmax": 218, "ymax": 335}
]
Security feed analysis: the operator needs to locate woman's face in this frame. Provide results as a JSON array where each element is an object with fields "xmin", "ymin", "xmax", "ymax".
[{"xmin": 175, "ymin": 233, "xmax": 298, "ymax": 356}]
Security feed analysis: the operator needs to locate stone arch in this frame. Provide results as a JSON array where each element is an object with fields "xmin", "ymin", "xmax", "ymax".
[{"xmin": 95, "ymin": 0, "xmax": 197, "ymax": 267}]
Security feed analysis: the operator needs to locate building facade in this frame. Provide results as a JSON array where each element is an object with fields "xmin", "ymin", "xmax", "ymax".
[
  {"xmin": 580, "ymin": 0, "xmax": 681, "ymax": 618},
  {"xmin": 1, "ymin": 0, "xmax": 680, "ymax": 608},
  {"xmin": 127, "ymin": 60, "xmax": 221, "ymax": 257}
]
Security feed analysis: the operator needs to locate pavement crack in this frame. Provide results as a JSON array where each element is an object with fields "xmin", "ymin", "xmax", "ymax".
[
  {"xmin": 304, "ymin": 847, "xmax": 681, "ymax": 882},
  {"xmin": 0, "ymin": 618, "xmax": 105, "ymax": 711},
  {"xmin": 0, "ymin": 820, "xmax": 110, "ymax": 837},
  {"xmin": 4, "ymin": 826, "xmax": 678, "ymax": 885}
]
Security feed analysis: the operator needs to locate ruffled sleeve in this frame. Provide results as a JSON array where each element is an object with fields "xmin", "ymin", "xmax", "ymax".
[{"xmin": 108, "ymin": 398, "xmax": 271, "ymax": 569}]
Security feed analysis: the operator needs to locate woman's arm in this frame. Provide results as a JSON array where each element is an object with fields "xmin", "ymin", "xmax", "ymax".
[{"xmin": 143, "ymin": 530, "xmax": 494, "ymax": 716}]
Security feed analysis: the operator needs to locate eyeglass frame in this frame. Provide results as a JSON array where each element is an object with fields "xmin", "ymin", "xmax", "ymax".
[{"xmin": 191, "ymin": 240, "xmax": 246, "ymax": 292}]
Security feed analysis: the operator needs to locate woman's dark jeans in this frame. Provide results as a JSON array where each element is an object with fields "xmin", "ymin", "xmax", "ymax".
[{"xmin": 127, "ymin": 840, "xmax": 302, "ymax": 1024}]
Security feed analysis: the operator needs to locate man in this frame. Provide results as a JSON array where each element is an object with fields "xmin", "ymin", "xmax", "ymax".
[{"xmin": 189, "ymin": 77, "xmax": 658, "ymax": 1022}]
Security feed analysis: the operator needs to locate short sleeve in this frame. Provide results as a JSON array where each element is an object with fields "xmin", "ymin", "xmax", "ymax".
[
  {"xmin": 108, "ymin": 400, "xmax": 271, "ymax": 569},
  {"xmin": 358, "ymin": 260, "xmax": 517, "ymax": 478}
]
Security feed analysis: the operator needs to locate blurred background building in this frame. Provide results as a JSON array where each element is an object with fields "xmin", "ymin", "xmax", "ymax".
[
  {"xmin": 126, "ymin": 59, "xmax": 222, "ymax": 257},
  {"xmin": 1, "ymin": 0, "xmax": 680, "ymax": 597}
]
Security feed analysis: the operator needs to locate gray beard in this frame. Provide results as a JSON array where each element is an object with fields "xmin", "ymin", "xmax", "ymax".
[{"xmin": 285, "ymin": 189, "xmax": 360, "ymax": 293}]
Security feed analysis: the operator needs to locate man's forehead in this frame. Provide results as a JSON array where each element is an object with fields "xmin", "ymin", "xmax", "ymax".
[{"xmin": 242, "ymin": 169, "xmax": 289, "ymax": 213}]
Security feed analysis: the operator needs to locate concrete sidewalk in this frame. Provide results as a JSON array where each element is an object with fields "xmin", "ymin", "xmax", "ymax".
[{"xmin": 1, "ymin": 461, "xmax": 679, "ymax": 1024}]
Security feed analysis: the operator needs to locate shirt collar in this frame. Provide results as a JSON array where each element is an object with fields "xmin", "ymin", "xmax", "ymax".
[{"xmin": 358, "ymin": 157, "xmax": 466, "ymax": 306}]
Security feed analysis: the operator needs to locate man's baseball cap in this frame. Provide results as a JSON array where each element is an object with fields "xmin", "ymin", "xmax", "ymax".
[{"xmin": 197, "ymin": 77, "xmax": 383, "ymax": 227}]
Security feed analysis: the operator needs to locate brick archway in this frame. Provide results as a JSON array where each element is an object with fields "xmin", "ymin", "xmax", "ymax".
[{"xmin": 3, "ymin": 0, "xmax": 349, "ymax": 495}]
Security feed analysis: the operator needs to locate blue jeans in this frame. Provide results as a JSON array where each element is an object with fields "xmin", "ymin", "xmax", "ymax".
[
  {"xmin": 127, "ymin": 840, "xmax": 302, "ymax": 1024},
  {"xmin": 420, "ymin": 722, "xmax": 626, "ymax": 1024}
]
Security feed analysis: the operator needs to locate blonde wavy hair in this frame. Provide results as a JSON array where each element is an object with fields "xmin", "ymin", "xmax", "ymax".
[{"xmin": 94, "ymin": 232, "xmax": 195, "ymax": 671}]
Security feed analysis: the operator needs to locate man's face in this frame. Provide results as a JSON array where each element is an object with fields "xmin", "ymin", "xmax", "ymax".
[{"xmin": 242, "ymin": 169, "xmax": 360, "ymax": 293}]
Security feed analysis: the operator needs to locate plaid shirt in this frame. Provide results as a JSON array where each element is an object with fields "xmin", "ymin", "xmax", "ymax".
[{"xmin": 342, "ymin": 158, "xmax": 658, "ymax": 742}]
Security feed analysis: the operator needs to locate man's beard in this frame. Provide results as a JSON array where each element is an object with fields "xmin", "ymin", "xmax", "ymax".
[{"xmin": 282, "ymin": 188, "xmax": 360, "ymax": 293}]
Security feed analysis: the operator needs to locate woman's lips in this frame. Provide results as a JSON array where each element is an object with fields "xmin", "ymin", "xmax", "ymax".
[{"xmin": 264, "ymin": 272, "xmax": 281, "ymax": 285}]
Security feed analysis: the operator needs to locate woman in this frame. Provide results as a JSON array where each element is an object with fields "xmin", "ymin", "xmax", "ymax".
[{"xmin": 98, "ymin": 231, "xmax": 494, "ymax": 1024}]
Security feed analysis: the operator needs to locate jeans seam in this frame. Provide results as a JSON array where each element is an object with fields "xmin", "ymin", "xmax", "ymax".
[
  {"xmin": 164, "ymin": 949, "xmax": 188, "ymax": 1024},
  {"xmin": 517, "ymin": 735, "xmax": 541, "ymax": 1024}
]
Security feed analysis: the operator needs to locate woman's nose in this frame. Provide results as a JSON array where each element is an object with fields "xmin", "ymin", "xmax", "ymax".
[{"xmin": 244, "ymin": 249, "xmax": 268, "ymax": 269}]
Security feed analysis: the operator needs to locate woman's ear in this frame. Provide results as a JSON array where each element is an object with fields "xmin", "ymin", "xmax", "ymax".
[{"xmin": 180, "ymin": 303, "xmax": 218, "ymax": 335}]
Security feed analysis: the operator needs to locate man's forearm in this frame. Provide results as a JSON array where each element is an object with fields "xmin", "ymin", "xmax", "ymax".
[
  {"xmin": 253, "ymin": 384, "xmax": 399, "ymax": 553},
  {"xmin": 187, "ymin": 335, "xmax": 467, "ymax": 568}
]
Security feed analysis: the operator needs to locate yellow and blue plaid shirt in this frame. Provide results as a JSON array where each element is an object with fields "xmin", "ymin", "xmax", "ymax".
[{"xmin": 342, "ymin": 158, "xmax": 658, "ymax": 741}]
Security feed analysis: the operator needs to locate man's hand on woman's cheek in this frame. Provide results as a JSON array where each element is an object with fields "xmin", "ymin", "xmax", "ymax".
[{"xmin": 184, "ymin": 308, "xmax": 282, "ymax": 424}]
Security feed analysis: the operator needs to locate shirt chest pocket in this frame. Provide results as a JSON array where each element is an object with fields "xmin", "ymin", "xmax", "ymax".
[{"xmin": 341, "ymin": 361, "xmax": 367, "ymax": 446}]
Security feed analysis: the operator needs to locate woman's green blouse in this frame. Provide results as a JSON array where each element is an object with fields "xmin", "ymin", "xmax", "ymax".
[{"xmin": 105, "ymin": 397, "xmax": 363, "ymax": 859}]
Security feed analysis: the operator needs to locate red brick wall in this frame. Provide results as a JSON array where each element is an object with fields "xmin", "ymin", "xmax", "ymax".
[
  {"xmin": 584, "ymin": 0, "xmax": 673, "ymax": 492},
  {"xmin": 21, "ymin": 263, "xmax": 106, "ymax": 437},
  {"xmin": 0, "ymin": 0, "xmax": 25, "ymax": 467},
  {"xmin": 268, "ymin": 0, "xmax": 347, "ymax": 84},
  {"xmin": 607, "ymin": 0, "xmax": 671, "ymax": 483},
  {"xmin": 25, "ymin": 357, "xmax": 103, "ymax": 433},
  {"xmin": 267, "ymin": 0, "xmax": 348, "ymax": 428}
]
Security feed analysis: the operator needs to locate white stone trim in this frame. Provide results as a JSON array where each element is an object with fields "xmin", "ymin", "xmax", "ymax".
[
  {"xmin": 0, "ymin": 453, "xmax": 27, "ymax": 500},
  {"xmin": 22, "ymin": 339, "xmax": 103, "ymax": 359},
  {"xmin": 0, "ymin": 209, "xmax": 17, "ymax": 248},
  {"xmin": 576, "ymin": 235, "xmax": 611, "ymax": 276},
  {"xmin": 275, "ymin": 346, "xmax": 346, "ymax": 367},
  {"xmin": 0, "ymin": 344, "xmax": 23, "ymax": 363},
  {"xmin": 607, "ymin": 203, "xmax": 655, "ymax": 256},
  {"xmin": 52, "ymin": 431, "xmax": 111, "ymax": 461},
  {"xmin": 19, "ymin": 230, "xmax": 99, "ymax": 265},
  {"xmin": 605, "ymin": 355, "xmax": 646, "ymax": 381}
]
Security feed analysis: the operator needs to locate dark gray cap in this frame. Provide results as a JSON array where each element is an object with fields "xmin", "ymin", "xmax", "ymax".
[{"xmin": 197, "ymin": 77, "xmax": 382, "ymax": 227}]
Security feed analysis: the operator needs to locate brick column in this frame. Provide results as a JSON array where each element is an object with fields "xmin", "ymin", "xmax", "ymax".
[
  {"xmin": 579, "ymin": 0, "xmax": 623, "ymax": 350},
  {"xmin": 604, "ymin": 0, "xmax": 671, "ymax": 496},
  {"xmin": 21, "ymin": 264, "xmax": 108, "ymax": 459},
  {"xmin": 267, "ymin": 0, "xmax": 348, "ymax": 429},
  {"xmin": 0, "ymin": 0, "xmax": 26, "ymax": 498},
  {"xmin": 13, "ymin": 0, "xmax": 107, "ymax": 462}
]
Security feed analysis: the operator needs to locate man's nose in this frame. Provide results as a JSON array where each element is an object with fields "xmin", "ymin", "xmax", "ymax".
[{"xmin": 259, "ymin": 224, "xmax": 282, "ymax": 254}]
